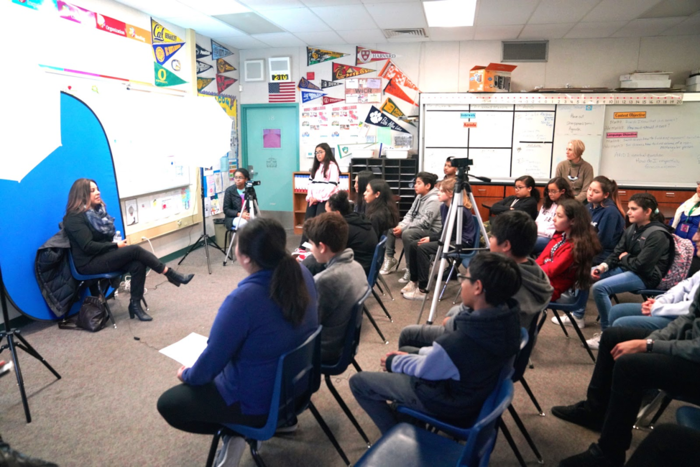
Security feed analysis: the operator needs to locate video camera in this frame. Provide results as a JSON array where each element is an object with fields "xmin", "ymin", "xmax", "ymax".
[
  {"xmin": 245, "ymin": 180, "xmax": 261, "ymax": 188},
  {"xmin": 448, "ymin": 157, "xmax": 473, "ymax": 169}
]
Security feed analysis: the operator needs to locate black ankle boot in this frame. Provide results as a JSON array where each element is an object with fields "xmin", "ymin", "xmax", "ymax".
[
  {"xmin": 165, "ymin": 268, "xmax": 194, "ymax": 287},
  {"xmin": 128, "ymin": 299, "xmax": 152, "ymax": 321}
]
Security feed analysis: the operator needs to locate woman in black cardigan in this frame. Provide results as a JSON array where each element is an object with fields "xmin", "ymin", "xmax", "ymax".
[
  {"xmin": 63, "ymin": 179, "xmax": 193, "ymax": 321},
  {"xmin": 490, "ymin": 175, "xmax": 540, "ymax": 220}
]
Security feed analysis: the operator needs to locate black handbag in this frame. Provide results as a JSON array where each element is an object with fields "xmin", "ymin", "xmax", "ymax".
[{"xmin": 58, "ymin": 296, "xmax": 109, "ymax": 332}]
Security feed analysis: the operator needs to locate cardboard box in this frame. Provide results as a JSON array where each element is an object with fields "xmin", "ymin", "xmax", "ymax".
[
  {"xmin": 620, "ymin": 79, "xmax": 672, "ymax": 89},
  {"xmin": 469, "ymin": 63, "xmax": 517, "ymax": 92},
  {"xmin": 687, "ymin": 84, "xmax": 699, "ymax": 92},
  {"xmin": 620, "ymin": 72, "xmax": 671, "ymax": 81},
  {"xmin": 687, "ymin": 75, "xmax": 700, "ymax": 86}
]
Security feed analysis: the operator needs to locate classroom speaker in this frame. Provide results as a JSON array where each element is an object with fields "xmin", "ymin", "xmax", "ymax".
[
  {"xmin": 244, "ymin": 59, "xmax": 264, "ymax": 82},
  {"xmin": 502, "ymin": 41, "xmax": 548, "ymax": 62}
]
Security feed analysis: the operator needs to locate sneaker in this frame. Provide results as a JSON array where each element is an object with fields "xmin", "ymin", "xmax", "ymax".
[
  {"xmin": 216, "ymin": 435, "xmax": 246, "ymax": 467},
  {"xmin": 401, "ymin": 281, "xmax": 417, "ymax": 294},
  {"xmin": 551, "ymin": 401, "xmax": 604, "ymax": 432},
  {"xmin": 559, "ymin": 443, "xmax": 621, "ymax": 467},
  {"xmin": 397, "ymin": 269, "xmax": 411, "ymax": 284},
  {"xmin": 551, "ymin": 314, "xmax": 586, "ymax": 329},
  {"xmin": 380, "ymin": 257, "xmax": 398, "ymax": 275},
  {"xmin": 403, "ymin": 289, "xmax": 427, "ymax": 301},
  {"xmin": 586, "ymin": 333, "xmax": 602, "ymax": 350}
]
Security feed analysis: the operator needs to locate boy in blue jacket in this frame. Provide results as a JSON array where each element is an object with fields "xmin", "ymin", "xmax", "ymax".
[{"xmin": 349, "ymin": 253, "xmax": 522, "ymax": 434}]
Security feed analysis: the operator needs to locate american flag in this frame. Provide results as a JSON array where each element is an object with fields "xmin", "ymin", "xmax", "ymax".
[{"xmin": 268, "ymin": 82, "xmax": 296, "ymax": 103}]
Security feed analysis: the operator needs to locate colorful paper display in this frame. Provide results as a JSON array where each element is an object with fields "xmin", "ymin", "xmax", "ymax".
[
  {"xmin": 302, "ymin": 91, "xmax": 325, "ymax": 103},
  {"xmin": 216, "ymin": 75, "xmax": 237, "ymax": 94},
  {"xmin": 384, "ymin": 79, "xmax": 418, "ymax": 107},
  {"xmin": 216, "ymin": 58, "xmax": 236, "ymax": 73},
  {"xmin": 307, "ymin": 47, "xmax": 349, "ymax": 66},
  {"xmin": 155, "ymin": 62, "xmax": 187, "ymax": 87},
  {"xmin": 356, "ymin": 46, "xmax": 396, "ymax": 65},
  {"xmin": 321, "ymin": 80, "xmax": 342, "ymax": 89},
  {"xmin": 197, "ymin": 77, "xmax": 215, "ymax": 92},
  {"xmin": 196, "ymin": 60, "xmax": 212, "ymax": 74},
  {"xmin": 364, "ymin": 106, "xmax": 409, "ymax": 134},
  {"xmin": 381, "ymin": 98, "xmax": 416, "ymax": 127},
  {"xmin": 153, "ymin": 42, "xmax": 184, "ymax": 65},
  {"xmin": 379, "ymin": 60, "xmax": 420, "ymax": 92},
  {"xmin": 151, "ymin": 18, "xmax": 183, "ymax": 43},
  {"xmin": 211, "ymin": 40, "xmax": 234, "ymax": 60},
  {"xmin": 298, "ymin": 77, "xmax": 321, "ymax": 91},
  {"xmin": 332, "ymin": 63, "xmax": 375, "ymax": 81}
]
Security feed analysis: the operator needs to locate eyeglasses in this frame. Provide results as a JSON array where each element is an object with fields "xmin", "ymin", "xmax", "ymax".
[
  {"xmin": 548, "ymin": 189, "xmax": 562, "ymax": 195},
  {"xmin": 514, "ymin": 185, "xmax": 527, "ymax": 191},
  {"xmin": 315, "ymin": 150, "xmax": 325, "ymax": 155},
  {"xmin": 457, "ymin": 274, "xmax": 476, "ymax": 284},
  {"xmin": 234, "ymin": 176, "xmax": 246, "ymax": 180}
]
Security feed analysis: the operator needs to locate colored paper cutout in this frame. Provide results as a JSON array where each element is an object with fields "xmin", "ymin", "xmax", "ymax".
[
  {"xmin": 377, "ymin": 127, "xmax": 392, "ymax": 145},
  {"xmin": 263, "ymin": 129, "xmax": 281, "ymax": 149},
  {"xmin": 153, "ymin": 42, "xmax": 184, "ymax": 65},
  {"xmin": 307, "ymin": 47, "xmax": 349, "ymax": 66},
  {"xmin": 216, "ymin": 58, "xmax": 236, "ymax": 73},
  {"xmin": 212, "ymin": 40, "xmax": 234, "ymax": 60},
  {"xmin": 332, "ymin": 63, "xmax": 374, "ymax": 81},
  {"xmin": 216, "ymin": 95, "xmax": 237, "ymax": 118}
]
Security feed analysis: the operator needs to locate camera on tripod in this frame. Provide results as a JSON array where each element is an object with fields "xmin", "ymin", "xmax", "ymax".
[
  {"xmin": 246, "ymin": 180, "xmax": 261, "ymax": 188},
  {"xmin": 448, "ymin": 157, "xmax": 473, "ymax": 168}
]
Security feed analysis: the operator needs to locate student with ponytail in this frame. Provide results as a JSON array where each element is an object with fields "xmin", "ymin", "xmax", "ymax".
[
  {"xmin": 586, "ymin": 193, "xmax": 672, "ymax": 350},
  {"xmin": 158, "ymin": 218, "xmax": 318, "ymax": 465},
  {"xmin": 586, "ymin": 176, "xmax": 626, "ymax": 265}
]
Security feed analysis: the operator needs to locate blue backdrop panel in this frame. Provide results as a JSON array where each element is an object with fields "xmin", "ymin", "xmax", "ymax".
[{"xmin": 0, "ymin": 92, "xmax": 123, "ymax": 321}]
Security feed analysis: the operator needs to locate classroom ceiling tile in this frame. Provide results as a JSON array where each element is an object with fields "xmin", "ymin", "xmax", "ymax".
[
  {"xmin": 529, "ymin": 0, "xmax": 601, "ymax": 24},
  {"xmin": 114, "ymin": 0, "xmax": 197, "ymax": 19},
  {"xmin": 293, "ymin": 31, "xmax": 347, "ymax": 45},
  {"xmin": 519, "ymin": 23, "xmax": 576, "ymax": 40},
  {"xmin": 474, "ymin": 25, "xmax": 525, "ymax": 40},
  {"xmin": 163, "ymin": 14, "xmax": 242, "ymax": 38},
  {"xmin": 311, "ymin": 5, "xmax": 378, "ymax": 30},
  {"xmin": 564, "ymin": 21, "xmax": 627, "ymax": 38},
  {"xmin": 659, "ymin": 13, "xmax": 700, "ymax": 34},
  {"xmin": 215, "ymin": 12, "xmax": 285, "ymax": 34},
  {"xmin": 252, "ymin": 32, "xmax": 307, "ymax": 47},
  {"xmin": 582, "ymin": 0, "xmax": 665, "ymax": 22},
  {"xmin": 612, "ymin": 17, "xmax": 686, "ymax": 36},
  {"xmin": 429, "ymin": 26, "xmax": 475, "ymax": 41},
  {"xmin": 361, "ymin": 0, "xmax": 420, "ymax": 3},
  {"xmin": 302, "ymin": 0, "xmax": 361, "ymax": 5},
  {"xmin": 363, "ymin": 2, "xmax": 428, "ymax": 29},
  {"xmin": 336, "ymin": 28, "xmax": 388, "ymax": 43},
  {"xmin": 260, "ymin": 7, "xmax": 331, "ymax": 32},
  {"xmin": 211, "ymin": 34, "xmax": 269, "ymax": 49},
  {"xmin": 177, "ymin": 0, "xmax": 249, "ymax": 15},
  {"xmin": 475, "ymin": 0, "xmax": 539, "ymax": 26},
  {"xmin": 238, "ymin": 0, "xmax": 306, "ymax": 10},
  {"xmin": 640, "ymin": 0, "xmax": 700, "ymax": 18}
]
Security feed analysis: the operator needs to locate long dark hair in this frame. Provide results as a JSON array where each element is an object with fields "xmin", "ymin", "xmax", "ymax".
[
  {"xmin": 558, "ymin": 199, "xmax": 601, "ymax": 290},
  {"xmin": 516, "ymin": 175, "xmax": 540, "ymax": 203},
  {"xmin": 366, "ymin": 179, "xmax": 400, "ymax": 233},
  {"xmin": 542, "ymin": 177, "xmax": 574, "ymax": 210},
  {"xmin": 590, "ymin": 176, "xmax": 624, "ymax": 217},
  {"xmin": 236, "ymin": 218, "xmax": 310, "ymax": 326},
  {"xmin": 328, "ymin": 190, "xmax": 352, "ymax": 216},
  {"xmin": 629, "ymin": 193, "xmax": 665, "ymax": 224},
  {"xmin": 66, "ymin": 178, "xmax": 101, "ymax": 214},
  {"xmin": 355, "ymin": 170, "xmax": 375, "ymax": 214},
  {"xmin": 310, "ymin": 142, "xmax": 339, "ymax": 179}
]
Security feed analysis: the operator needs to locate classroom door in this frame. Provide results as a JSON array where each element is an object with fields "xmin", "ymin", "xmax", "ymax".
[{"xmin": 241, "ymin": 104, "xmax": 299, "ymax": 213}]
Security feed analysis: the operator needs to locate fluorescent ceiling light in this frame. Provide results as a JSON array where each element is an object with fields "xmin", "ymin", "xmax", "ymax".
[
  {"xmin": 178, "ymin": 0, "xmax": 249, "ymax": 16},
  {"xmin": 423, "ymin": 0, "xmax": 477, "ymax": 27}
]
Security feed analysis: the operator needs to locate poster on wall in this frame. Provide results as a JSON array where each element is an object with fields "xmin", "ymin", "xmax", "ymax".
[
  {"xmin": 364, "ymin": 106, "xmax": 409, "ymax": 134},
  {"xmin": 356, "ymin": 46, "xmax": 396, "ymax": 65},
  {"xmin": 345, "ymin": 78, "xmax": 382, "ymax": 104},
  {"xmin": 379, "ymin": 60, "xmax": 421, "ymax": 92},
  {"xmin": 332, "ymin": 63, "xmax": 374, "ymax": 81},
  {"xmin": 307, "ymin": 47, "xmax": 349, "ymax": 66}
]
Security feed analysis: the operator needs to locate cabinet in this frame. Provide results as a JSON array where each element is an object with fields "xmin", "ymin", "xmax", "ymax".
[
  {"xmin": 647, "ymin": 189, "xmax": 694, "ymax": 221},
  {"xmin": 348, "ymin": 158, "xmax": 418, "ymax": 218},
  {"xmin": 292, "ymin": 172, "xmax": 350, "ymax": 235}
]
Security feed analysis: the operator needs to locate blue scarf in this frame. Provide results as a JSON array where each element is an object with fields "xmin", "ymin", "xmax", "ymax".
[{"xmin": 85, "ymin": 205, "xmax": 116, "ymax": 237}]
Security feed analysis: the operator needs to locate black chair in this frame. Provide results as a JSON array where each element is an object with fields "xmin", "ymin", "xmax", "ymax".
[
  {"xmin": 222, "ymin": 223, "xmax": 238, "ymax": 266},
  {"xmin": 549, "ymin": 289, "xmax": 596, "ymax": 363},
  {"xmin": 635, "ymin": 391, "xmax": 700, "ymax": 431},
  {"xmin": 321, "ymin": 286, "xmax": 373, "ymax": 448},
  {"xmin": 366, "ymin": 236, "xmax": 393, "ymax": 344},
  {"xmin": 206, "ymin": 326, "xmax": 351, "ymax": 467}
]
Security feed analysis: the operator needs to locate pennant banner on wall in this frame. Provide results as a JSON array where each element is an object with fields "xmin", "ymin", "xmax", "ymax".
[
  {"xmin": 302, "ymin": 91, "xmax": 325, "ymax": 103},
  {"xmin": 216, "ymin": 95, "xmax": 237, "ymax": 118},
  {"xmin": 58, "ymin": 1, "xmax": 95, "ymax": 25},
  {"xmin": 196, "ymin": 44, "xmax": 211, "ymax": 59},
  {"xmin": 356, "ymin": 46, "xmax": 396, "ymax": 65},
  {"xmin": 384, "ymin": 79, "xmax": 418, "ymax": 107},
  {"xmin": 197, "ymin": 60, "xmax": 213, "ymax": 74},
  {"xmin": 298, "ymin": 77, "xmax": 321, "ymax": 91},
  {"xmin": 216, "ymin": 75, "xmax": 237, "ymax": 94},
  {"xmin": 364, "ymin": 106, "xmax": 409, "ymax": 134},
  {"xmin": 216, "ymin": 58, "xmax": 236, "ymax": 73},
  {"xmin": 379, "ymin": 60, "xmax": 421, "ymax": 92},
  {"xmin": 323, "ymin": 96, "xmax": 344, "ymax": 106},
  {"xmin": 212, "ymin": 40, "xmax": 234, "ymax": 60},
  {"xmin": 151, "ymin": 18, "xmax": 183, "ymax": 43},
  {"xmin": 332, "ymin": 63, "xmax": 374, "ymax": 81},
  {"xmin": 155, "ymin": 62, "xmax": 187, "ymax": 87},
  {"xmin": 321, "ymin": 80, "xmax": 342, "ymax": 89},
  {"xmin": 197, "ymin": 77, "xmax": 215, "ymax": 92},
  {"xmin": 153, "ymin": 42, "xmax": 184, "ymax": 65},
  {"xmin": 307, "ymin": 47, "xmax": 349, "ymax": 66},
  {"xmin": 381, "ymin": 98, "xmax": 416, "ymax": 127}
]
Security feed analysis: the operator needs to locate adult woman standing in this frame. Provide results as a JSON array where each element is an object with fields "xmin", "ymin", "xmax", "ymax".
[
  {"xmin": 157, "ymin": 218, "xmax": 318, "ymax": 467},
  {"xmin": 297, "ymin": 143, "xmax": 340, "ymax": 252},
  {"xmin": 555, "ymin": 139, "xmax": 594, "ymax": 202},
  {"xmin": 63, "ymin": 179, "xmax": 193, "ymax": 322},
  {"xmin": 223, "ymin": 168, "xmax": 254, "ymax": 231},
  {"xmin": 353, "ymin": 170, "xmax": 375, "ymax": 215},
  {"xmin": 363, "ymin": 179, "xmax": 400, "ymax": 238}
]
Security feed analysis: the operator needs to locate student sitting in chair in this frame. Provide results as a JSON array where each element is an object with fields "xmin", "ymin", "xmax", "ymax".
[
  {"xmin": 586, "ymin": 176, "xmax": 626, "ymax": 266},
  {"xmin": 490, "ymin": 175, "xmax": 540, "ymax": 221},
  {"xmin": 349, "ymin": 253, "xmax": 522, "ymax": 434},
  {"xmin": 304, "ymin": 212, "xmax": 368, "ymax": 365},
  {"xmin": 223, "ymin": 168, "xmax": 254, "ymax": 232}
]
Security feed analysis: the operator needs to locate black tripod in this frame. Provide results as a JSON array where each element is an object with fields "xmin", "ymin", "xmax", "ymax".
[
  {"xmin": 179, "ymin": 168, "xmax": 226, "ymax": 274},
  {"xmin": 0, "ymin": 266, "xmax": 61, "ymax": 423}
]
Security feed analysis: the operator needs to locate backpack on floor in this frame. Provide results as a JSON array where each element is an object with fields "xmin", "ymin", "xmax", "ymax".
[{"xmin": 641, "ymin": 226, "xmax": 694, "ymax": 290}]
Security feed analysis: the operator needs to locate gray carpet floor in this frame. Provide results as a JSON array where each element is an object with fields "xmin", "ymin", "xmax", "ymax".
[{"xmin": 0, "ymin": 236, "xmax": 679, "ymax": 466}]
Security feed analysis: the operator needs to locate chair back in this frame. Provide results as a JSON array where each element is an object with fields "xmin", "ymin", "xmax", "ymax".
[
  {"xmin": 321, "ymin": 286, "xmax": 372, "ymax": 376},
  {"xmin": 367, "ymin": 235, "xmax": 387, "ymax": 288},
  {"xmin": 512, "ymin": 312, "xmax": 542, "ymax": 383},
  {"xmin": 226, "ymin": 326, "xmax": 323, "ymax": 441},
  {"xmin": 549, "ymin": 289, "xmax": 590, "ymax": 311}
]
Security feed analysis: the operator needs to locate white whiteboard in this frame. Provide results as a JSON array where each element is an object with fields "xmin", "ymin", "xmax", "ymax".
[
  {"xmin": 468, "ymin": 111, "xmax": 513, "ymax": 148},
  {"xmin": 470, "ymin": 149, "xmax": 511, "ymax": 179},
  {"xmin": 423, "ymin": 110, "xmax": 470, "ymax": 147}
]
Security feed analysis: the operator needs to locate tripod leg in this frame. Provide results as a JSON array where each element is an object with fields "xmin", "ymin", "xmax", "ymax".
[
  {"xmin": 224, "ymin": 230, "xmax": 236, "ymax": 266},
  {"xmin": 7, "ymin": 335, "xmax": 31, "ymax": 423},
  {"xmin": 13, "ymin": 332, "xmax": 61, "ymax": 380},
  {"xmin": 177, "ymin": 234, "xmax": 205, "ymax": 265}
]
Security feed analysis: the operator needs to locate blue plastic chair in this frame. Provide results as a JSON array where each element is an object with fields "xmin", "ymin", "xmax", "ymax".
[
  {"xmin": 549, "ymin": 289, "xmax": 596, "ymax": 363},
  {"xmin": 365, "ymin": 236, "xmax": 392, "ymax": 344},
  {"xmin": 635, "ymin": 391, "xmax": 700, "ymax": 431},
  {"xmin": 67, "ymin": 251, "xmax": 123, "ymax": 328},
  {"xmin": 205, "ymin": 326, "xmax": 351, "ymax": 467},
  {"xmin": 355, "ymin": 369, "xmax": 515, "ymax": 467},
  {"xmin": 676, "ymin": 406, "xmax": 700, "ymax": 431},
  {"xmin": 321, "ymin": 286, "xmax": 373, "ymax": 447},
  {"xmin": 439, "ymin": 216, "xmax": 482, "ymax": 302}
]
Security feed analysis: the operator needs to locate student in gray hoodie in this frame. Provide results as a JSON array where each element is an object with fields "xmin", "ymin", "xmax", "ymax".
[{"xmin": 380, "ymin": 172, "xmax": 442, "ymax": 280}]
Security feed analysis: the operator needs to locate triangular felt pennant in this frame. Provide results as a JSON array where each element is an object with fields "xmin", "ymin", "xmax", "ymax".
[
  {"xmin": 322, "ymin": 96, "xmax": 344, "ymax": 106},
  {"xmin": 364, "ymin": 106, "xmax": 409, "ymax": 134},
  {"xmin": 384, "ymin": 79, "xmax": 418, "ymax": 107},
  {"xmin": 196, "ymin": 44, "xmax": 211, "ymax": 59},
  {"xmin": 332, "ymin": 63, "xmax": 374, "ymax": 81},
  {"xmin": 216, "ymin": 75, "xmax": 237, "ymax": 94},
  {"xmin": 307, "ymin": 47, "xmax": 349, "ymax": 66},
  {"xmin": 321, "ymin": 80, "xmax": 342, "ymax": 89},
  {"xmin": 155, "ymin": 62, "xmax": 187, "ymax": 87},
  {"xmin": 151, "ymin": 18, "xmax": 183, "ymax": 43},
  {"xmin": 298, "ymin": 77, "xmax": 322, "ymax": 91},
  {"xmin": 197, "ymin": 60, "xmax": 213, "ymax": 75},
  {"xmin": 379, "ymin": 60, "xmax": 421, "ymax": 92},
  {"xmin": 216, "ymin": 58, "xmax": 236, "ymax": 74},
  {"xmin": 356, "ymin": 46, "xmax": 397, "ymax": 65},
  {"xmin": 212, "ymin": 40, "xmax": 234, "ymax": 60},
  {"xmin": 381, "ymin": 97, "xmax": 416, "ymax": 127},
  {"xmin": 301, "ymin": 91, "xmax": 325, "ymax": 103},
  {"xmin": 153, "ymin": 42, "xmax": 184, "ymax": 65},
  {"xmin": 197, "ymin": 77, "xmax": 215, "ymax": 92}
]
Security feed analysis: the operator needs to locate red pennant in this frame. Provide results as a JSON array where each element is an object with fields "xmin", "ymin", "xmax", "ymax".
[
  {"xmin": 384, "ymin": 79, "xmax": 418, "ymax": 107},
  {"xmin": 216, "ymin": 75, "xmax": 237, "ymax": 94},
  {"xmin": 322, "ymin": 96, "xmax": 344, "ymax": 106},
  {"xmin": 332, "ymin": 63, "xmax": 374, "ymax": 80},
  {"xmin": 379, "ymin": 60, "xmax": 420, "ymax": 92}
]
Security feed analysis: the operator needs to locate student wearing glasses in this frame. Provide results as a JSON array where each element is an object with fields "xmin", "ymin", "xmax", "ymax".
[
  {"xmin": 555, "ymin": 139, "xmax": 594, "ymax": 202},
  {"xmin": 490, "ymin": 175, "xmax": 540, "ymax": 221},
  {"xmin": 534, "ymin": 177, "xmax": 575, "ymax": 255},
  {"xmin": 223, "ymin": 168, "xmax": 254, "ymax": 231}
]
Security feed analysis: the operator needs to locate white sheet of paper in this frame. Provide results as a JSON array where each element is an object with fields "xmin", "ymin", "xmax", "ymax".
[{"xmin": 159, "ymin": 332, "xmax": 208, "ymax": 367}]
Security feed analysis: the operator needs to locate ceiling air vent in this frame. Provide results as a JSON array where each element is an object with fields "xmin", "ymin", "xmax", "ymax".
[
  {"xmin": 502, "ymin": 41, "xmax": 548, "ymax": 62},
  {"xmin": 383, "ymin": 28, "xmax": 429, "ymax": 39}
]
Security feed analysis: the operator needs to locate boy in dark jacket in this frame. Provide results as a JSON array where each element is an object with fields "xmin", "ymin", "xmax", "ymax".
[{"xmin": 349, "ymin": 253, "xmax": 522, "ymax": 434}]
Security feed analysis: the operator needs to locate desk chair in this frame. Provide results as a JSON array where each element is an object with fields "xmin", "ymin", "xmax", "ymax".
[
  {"xmin": 676, "ymin": 406, "xmax": 700, "ymax": 431},
  {"xmin": 549, "ymin": 290, "xmax": 596, "ymax": 363},
  {"xmin": 206, "ymin": 327, "xmax": 351, "ymax": 467},
  {"xmin": 635, "ymin": 391, "xmax": 700, "ymax": 431},
  {"xmin": 366, "ymin": 236, "xmax": 393, "ymax": 344}
]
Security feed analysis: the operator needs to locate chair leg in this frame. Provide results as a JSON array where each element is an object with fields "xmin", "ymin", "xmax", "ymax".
[
  {"xmin": 551, "ymin": 309, "xmax": 570, "ymax": 337},
  {"xmin": 371, "ymin": 289, "xmax": 392, "ymax": 322},
  {"xmin": 205, "ymin": 429, "xmax": 224, "ymax": 467},
  {"xmin": 636, "ymin": 394, "xmax": 673, "ymax": 430},
  {"xmin": 141, "ymin": 296, "xmax": 149, "ymax": 311},
  {"xmin": 520, "ymin": 376, "xmax": 545, "ymax": 416},
  {"xmin": 438, "ymin": 261, "xmax": 457, "ymax": 302},
  {"xmin": 395, "ymin": 249, "xmax": 404, "ymax": 271},
  {"xmin": 363, "ymin": 306, "xmax": 389, "ymax": 344},
  {"xmin": 508, "ymin": 405, "xmax": 544, "ymax": 464},
  {"xmin": 377, "ymin": 275, "xmax": 394, "ymax": 301},
  {"xmin": 247, "ymin": 439, "xmax": 267, "ymax": 467},
  {"xmin": 351, "ymin": 358, "xmax": 362, "ymax": 373},
  {"xmin": 223, "ymin": 231, "xmax": 236, "ymax": 266},
  {"xmin": 325, "ymin": 375, "xmax": 371, "ymax": 447},
  {"xmin": 536, "ymin": 309, "xmax": 548, "ymax": 334},
  {"xmin": 499, "ymin": 419, "xmax": 527, "ymax": 467},
  {"xmin": 103, "ymin": 301, "xmax": 117, "ymax": 329},
  {"xmin": 563, "ymin": 310, "xmax": 596, "ymax": 363},
  {"xmin": 308, "ymin": 401, "xmax": 351, "ymax": 466},
  {"xmin": 452, "ymin": 286, "xmax": 461, "ymax": 305}
]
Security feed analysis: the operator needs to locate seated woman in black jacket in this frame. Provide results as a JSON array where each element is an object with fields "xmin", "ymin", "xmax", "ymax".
[
  {"xmin": 490, "ymin": 175, "xmax": 540, "ymax": 221},
  {"xmin": 223, "ymin": 168, "xmax": 255, "ymax": 231},
  {"xmin": 63, "ymin": 179, "xmax": 193, "ymax": 322}
]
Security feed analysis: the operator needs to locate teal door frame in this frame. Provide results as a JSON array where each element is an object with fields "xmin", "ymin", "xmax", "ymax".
[{"xmin": 240, "ymin": 103, "xmax": 300, "ymax": 172}]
